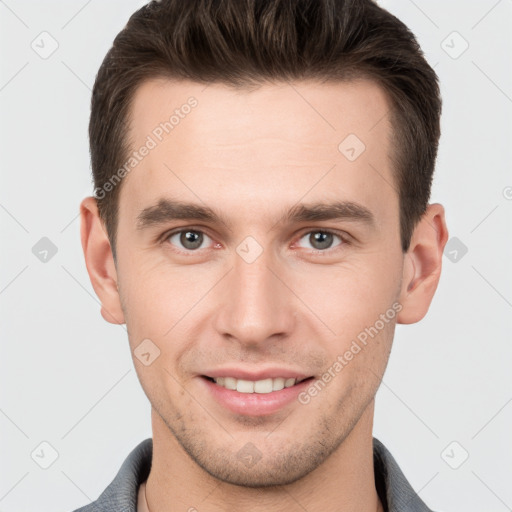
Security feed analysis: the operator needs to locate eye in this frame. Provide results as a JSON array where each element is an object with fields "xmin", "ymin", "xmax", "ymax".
[
  {"xmin": 166, "ymin": 229, "xmax": 213, "ymax": 251},
  {"xmin": 296, "ymin": 230, "xmax": 346, "ymax": 251}
]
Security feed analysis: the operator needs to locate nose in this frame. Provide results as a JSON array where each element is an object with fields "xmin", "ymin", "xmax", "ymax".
[{"xmin": 213, "ymin": 247, "xmax": 297, "ymax": 348}]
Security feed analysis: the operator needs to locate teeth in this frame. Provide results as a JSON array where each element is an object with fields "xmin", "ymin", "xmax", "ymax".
[
  {"xmin": 213, "ymin": 376, "xmax": 299, "ymax": 393},
  {"xmin": 254, "ymin": 378, "xmax": 273, "ymax": 393},
  {"xmin": 236, "ymin": 379, "xmax": 254, "ymax": 393},
  {"xmin": 285, "ymin": 378, "xmax": 296, "ymax": 388},
  {"xmin": 224, "ymin": 377, "xmax": 237, "ymax": 390},
  {"xmin": 272, "ymin": 377, "xmax": 285, "ymax": 391}
]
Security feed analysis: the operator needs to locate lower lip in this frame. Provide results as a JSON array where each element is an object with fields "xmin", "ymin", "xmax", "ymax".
[{"xmin": 201, "ymin": 377, "xmax": 313, "ymax": 416}]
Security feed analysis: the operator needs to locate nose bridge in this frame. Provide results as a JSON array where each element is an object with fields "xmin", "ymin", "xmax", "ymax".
[{"xmin": 214, "ymin": 246, "xmax": 295, "ymax": 345}]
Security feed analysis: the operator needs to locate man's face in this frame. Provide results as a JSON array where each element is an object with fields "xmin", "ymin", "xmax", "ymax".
[{"xmin": 115, "ymin": 78, "xmax": 404, "ymax": 485}]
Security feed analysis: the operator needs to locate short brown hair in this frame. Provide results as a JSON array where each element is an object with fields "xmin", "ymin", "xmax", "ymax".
[{"xmin": 89, "ymin": 0, "xmax": 441, "ymax": 260}]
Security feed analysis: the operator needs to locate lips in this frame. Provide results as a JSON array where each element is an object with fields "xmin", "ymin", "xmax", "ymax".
[
  {"xmin": 199, "ymin": 368, "xmax": 314, "ymax": 415},
  {"xmin": 201, "ymin": 374, "xmax": 314, "ymax": 416}
]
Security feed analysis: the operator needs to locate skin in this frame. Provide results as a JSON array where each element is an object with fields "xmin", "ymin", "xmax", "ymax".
[{"xmin": 80, "ymin": 78, "xmax": 448, "ymax": 512}]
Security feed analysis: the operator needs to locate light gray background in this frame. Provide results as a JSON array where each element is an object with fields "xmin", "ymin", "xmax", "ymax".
[{"xmin": 1, "ymin": 1, "xmax": 511, "ymax": 511}]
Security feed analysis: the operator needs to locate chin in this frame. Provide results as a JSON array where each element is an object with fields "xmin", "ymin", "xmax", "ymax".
[{"xmin": 183, "ymin": 437, "xmax": 338, "ymax": 488}]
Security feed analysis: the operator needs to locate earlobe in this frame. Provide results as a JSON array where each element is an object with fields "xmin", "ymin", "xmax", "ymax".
[
  {"xmin": 397, "ymin": 203, "xmax": 449, "ymax": 324},
  {"xmin": 80, "ymin": 196, "xmax": 126, "ymax": 325}
]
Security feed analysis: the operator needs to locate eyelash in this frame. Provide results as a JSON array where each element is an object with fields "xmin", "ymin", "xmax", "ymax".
[{"xmin": 159, "ymin": 227, "xmax": 351, "ymax": 256}]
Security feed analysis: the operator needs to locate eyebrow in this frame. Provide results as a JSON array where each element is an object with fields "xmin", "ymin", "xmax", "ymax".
[{"xmin": 136, "ymin": 198, "xmax": 376, "ymax": 231}]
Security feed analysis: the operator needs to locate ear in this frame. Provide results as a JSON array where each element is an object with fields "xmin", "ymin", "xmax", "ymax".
[
  {"xmin": 80, "ymin": 196, "xmax": 125, "ymax": 325},
  {"xmin": 397, "ymin": 203, "xmax": 449, "ymax": 324}
]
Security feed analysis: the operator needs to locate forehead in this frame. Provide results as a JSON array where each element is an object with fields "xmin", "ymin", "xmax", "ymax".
[
  {"xmin": 127, "ymin": 77, "xmax": 391, "ymax": 147},
  {"xmin": 119, "ymin": 77, "xmax": 397, "ymax": 228}
]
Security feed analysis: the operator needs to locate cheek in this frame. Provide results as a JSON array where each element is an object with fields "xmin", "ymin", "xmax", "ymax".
[
  {"xmin": 292, "ymin": 254, "xmax": 402, "ymax": 333},
  {"xmin": 132, "ymin": 359, "xmax": 189, "ymax": 423},
  {"xmin": 119, "ymin": 254, "xmax": 199, "ymax": 336}
]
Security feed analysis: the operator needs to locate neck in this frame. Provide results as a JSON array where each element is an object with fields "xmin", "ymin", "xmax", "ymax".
[{"xmin": 144, "ymin": 401, "xmax": 381, "ymax": 512}]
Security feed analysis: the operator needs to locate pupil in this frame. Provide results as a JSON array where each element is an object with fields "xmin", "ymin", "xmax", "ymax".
[
  {"xmin": 311, "ymin": 232, "xmax": 332, "ymax": 250},
  {"xmin": 181, "ymin": 231, "xmax": 203, "ymax": 249}
]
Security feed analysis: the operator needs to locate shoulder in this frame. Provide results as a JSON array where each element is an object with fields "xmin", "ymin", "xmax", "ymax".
[
  {"xmin": 70, "ymin": 438, "xmax": 152, "ymax": 512},
  {"xmin": 373, "ymin": 437, "xmax": 437, "ymax": 512}
]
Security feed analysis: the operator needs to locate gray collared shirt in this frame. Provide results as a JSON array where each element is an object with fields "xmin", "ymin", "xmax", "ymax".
[{"xmin": 71, "ymin": 437, "xmax": 435, "ymax": 512}]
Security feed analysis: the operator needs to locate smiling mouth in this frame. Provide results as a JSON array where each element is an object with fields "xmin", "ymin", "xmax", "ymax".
[{"xmin": 202, "ymin": 376, "xmax": 314, "ymax": 394}]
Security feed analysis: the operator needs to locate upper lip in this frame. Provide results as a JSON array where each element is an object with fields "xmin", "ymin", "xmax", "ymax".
[{"xmin": 202, "ymin": 368, "xmax": 312, "ymax": 382}]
